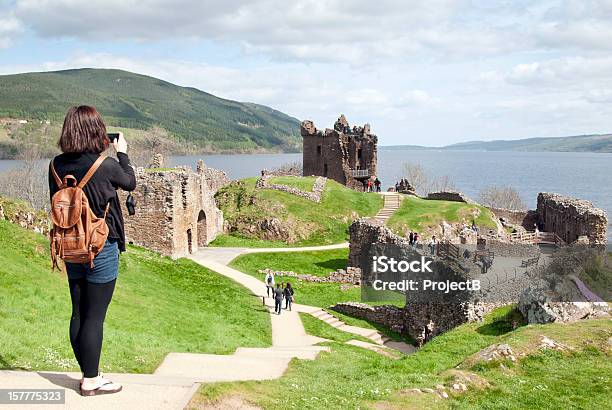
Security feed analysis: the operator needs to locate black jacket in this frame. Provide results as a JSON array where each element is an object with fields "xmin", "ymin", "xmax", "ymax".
[{"xmin": 48, "ymin": 152, "xmax": 136, "ymax": 252}]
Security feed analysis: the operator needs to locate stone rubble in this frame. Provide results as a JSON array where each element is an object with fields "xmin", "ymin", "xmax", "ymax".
[
  {"xmin": 258, "ymin": 266, "xmax": 361, "ymax": 284},
  {"xmin": 256, "ymin": 173, "xmax": 327, "ymax": 202}
]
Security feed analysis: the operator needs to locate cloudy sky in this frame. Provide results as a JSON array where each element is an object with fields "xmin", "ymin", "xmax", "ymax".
[{"xmin": 1, "ymin": 0, "xmax": 612, "ymax": 146}]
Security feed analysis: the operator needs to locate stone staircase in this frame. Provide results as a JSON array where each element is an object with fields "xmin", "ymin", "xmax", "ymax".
[
  {"xmin": 309, "ymin": 308, "xmax": 390, "ymax": 345},
  {"xmin": 373, "ymin": 193, "xmax": 401, "ymax": 224},
  {"xmin": 307, "ymin": 308, "xmax": 417, "ymax": 355}
]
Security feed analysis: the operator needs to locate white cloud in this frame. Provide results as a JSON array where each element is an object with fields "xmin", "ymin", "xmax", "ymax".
[
  {"xmin": 8, "ymin": 0, "xmax": 526, "ymax": 62},
  {"xmin": 2, "ymin": 1, "xmax": 612, "ymax": 144},
  {"xmin": 0, "ymin": 14, "xmax": 22, "ymax": 48}
]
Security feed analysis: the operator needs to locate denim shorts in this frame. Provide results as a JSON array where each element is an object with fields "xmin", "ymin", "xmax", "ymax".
[{"xmin": 65, "ymin": 239, "xmax": 119, "ymax": 284}]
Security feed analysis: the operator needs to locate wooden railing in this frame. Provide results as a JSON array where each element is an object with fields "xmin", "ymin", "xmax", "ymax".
[
  {"xmin": 437, "ymin": 241, "xmax": 459, "ymax": 259},
  {"xmin": 510, "ymin": 230, "xmax": 566, "ymax": 246},
  {"xmin": 351, "ymin": 169, "xmax": 370, "ymax": 178},
  {"xmin": 510, "ymin": 231, "xmax": 537, "ymax": 243}
]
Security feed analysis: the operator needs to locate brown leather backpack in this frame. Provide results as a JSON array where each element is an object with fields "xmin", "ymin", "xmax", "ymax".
[{"xmin": 50, "ymin": 156, "xmax": 110, "ymax": 269}]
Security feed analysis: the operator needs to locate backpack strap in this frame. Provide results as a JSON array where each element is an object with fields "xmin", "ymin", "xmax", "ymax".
[
  {"xmin": 78, "ymin": 156, "xmax": 106, "ymax": 189},
  {"xmin": 50, "ymin": 160, "xmax": 63, "ymax": 188}
]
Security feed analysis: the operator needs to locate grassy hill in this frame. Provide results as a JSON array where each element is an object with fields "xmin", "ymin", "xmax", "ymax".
[
  {"xmin": 387, "ymin": 195, "xmax": 497, "ymax": 238},
  {"xmin": 383, "ymin": 133, "xmax": 612, "ymax": 153},
  {"xmin": 444, "ymin": 133, "xmax": 612, "ymax": 153},
  {"xmin": 191, "ymin": 306, "xmax": 611, "ymax": 409},
  {"xmin": 0, "ymin": 218, "xmax": 270, "ymax": 374},
  {"xmin": 0, "ymin": 68, "xmax": 301, "ymax": 153},
  {"xmin": 213, "ymin": 176, "xmax": 384, "ymax": 247}
]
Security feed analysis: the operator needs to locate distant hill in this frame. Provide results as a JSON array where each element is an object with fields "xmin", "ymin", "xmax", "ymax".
[
  {"xmin": 0, "ymin": 68, "xmax": 301, "ymax": 152},
  {"xmin": 382, "ymin": 133, "xmax": 612, "ymax": 153}
]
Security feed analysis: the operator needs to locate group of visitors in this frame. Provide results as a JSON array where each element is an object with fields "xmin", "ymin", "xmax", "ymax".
[
  {"xmin": 408, "ymin": 231, "xmax": 420, "ymax": 248},
  {"xmin": 264, "ymin": 271, "xmax": 295, "ymax": 314},
  {"xmin": 365, "ymin": 177, "xmax": 382, "ymax": 192}
]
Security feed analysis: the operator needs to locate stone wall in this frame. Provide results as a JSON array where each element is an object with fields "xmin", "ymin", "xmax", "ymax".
[
  {"xmin": 258, "ymin": 266, "xmax": 361, "ymax": 284},
  {"xmin": 347, "ymin": 218, "xmax": 534, "ymax": 345},
  {"xmin": 348, "ymin": 217, "xmax": 410, "ymax": 268},
  {"xmin": 536, "ymin": 192, "xmax": 608, "ymax": 244},
  {"xmin": 119, "ymin": 160, "xmax": 228, "ymax": 258},
  {"xmin": 256, "ymin": 174, "xmax": 327, "ymax": 202},
  {"xmin": 330, "ymin": 302, "xmax": 406, "ymax": 333},
  {"xmin": 487, "ymin": 239, "xmax": 539, "ymax": 258},
  {"xmin": 302, "ymin": 115, "xmax": 378, "ymax": 190},
  {"xmin": 426, "ymin": 191, "xmax": 474, "ymax": 203},
  {"xmin": 488, "ymin": 207, "xmax": 537, "ymax": 230}
]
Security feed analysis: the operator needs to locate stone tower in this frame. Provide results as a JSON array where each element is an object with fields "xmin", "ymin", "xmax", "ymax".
[
  {"xmin": 119, "ymin": 156, "xmax": 230, "ymax": 258},
  {"xmin": 301, "ymin": 115, "xmax": 378, "ymax": 190}
]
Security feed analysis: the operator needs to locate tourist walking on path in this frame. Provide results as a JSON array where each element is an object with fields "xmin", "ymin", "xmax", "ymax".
[
  {"xmin": 48, "ymin": 106, "xmax": 136, "ymax": 396},
  {"xmin": 274, "ymin": 284, "xmax": 283, "ymax": 314},
  {"xmin": 284, "ymin": 282, "xmax": 294, "ymax": 311},
  {"xmin": 265, "ymin": 271, "xmax": 275, "ymax": 297},
  {"xmin": 374, "ymin": 177, "xmax": 381, "ymax": 193},
  {"xmin": 428, "ymin": 235, "xmax": 438, "ymax": 255},
  {"xmin": 413, "ymin": 232, "xmax": 419, "ymax": 249},
  {"xmin": 367, "ymin": 179, "xmax": 373, "ymax": 192},
  {"xmin": 409, "ymin": 231, "xmax": 414, "ymax": 246}
]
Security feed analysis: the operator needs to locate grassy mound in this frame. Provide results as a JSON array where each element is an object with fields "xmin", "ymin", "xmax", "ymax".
[
  {"xmin": 268, "ymin": 176, "xmax": 316, "ymax": 192},
  {"xmin": 191, "ymin": 307, "xmax": 611, "ymax": 409},
  {"xmin": 388, "ymin": 195, "xmax": 497, "ymax": 237},
  {"xmin": 0, "ymin": 219, "xmax": 270, "ymax": 374},
  {"xmin": 214, "ymin": 176, "xmax": 383, "ymax": 247}
]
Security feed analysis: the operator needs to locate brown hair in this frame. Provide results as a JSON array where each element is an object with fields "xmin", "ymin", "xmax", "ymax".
[{"xmin": 58, "ymin": 106, "xmax": 109, "ymax": 153}]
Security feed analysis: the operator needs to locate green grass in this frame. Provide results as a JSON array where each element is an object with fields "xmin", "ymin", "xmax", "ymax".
[
  {"xmin": 299, "ymin": 313, "xmax": 371, "ymax": 343},
  {"xmin": 210, "ymin": 235, "xmax": 289, "ymax": 248},
  {"xmin": 228, "ymin": 248, "xmax": 363, "ymax": 308},
  {"xmin": 192, "ymin": 307, "xmax": 612, "ymax": 409},
  {"xmin": 268, "ymin": 176, "xmax": 317, "ymax": 192},
  {"xmin": 228, "ymin": 248, "xmax": 409, "ymax": 344},
  {"xmin": 231, "ymin": 248, "xmax": 349, "ymax": 277},
  {"xmin": 215, "ymin": 177, "xmax": 383, "ymax": 247},
  {"xmin": 387, "ymin": 196, "xmax": 497, "ymax": 237},
  {"xmin": 0, "ymin": 219, "xmax": 271, "ymax": 374},
  {"xmin": 0, "ymin": 68, "xmax": 301, "ymax": 153}
]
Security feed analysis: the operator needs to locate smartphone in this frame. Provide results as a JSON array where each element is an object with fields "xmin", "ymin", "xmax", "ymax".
[{"xmin": 107, "ymin": 133, "xmax": 119, "ymax": 142}]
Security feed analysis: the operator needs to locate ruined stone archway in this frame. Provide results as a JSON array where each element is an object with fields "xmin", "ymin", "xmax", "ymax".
[{"xmin": 197, "ymin": 210, "xmax": 207, "ymax": 247}]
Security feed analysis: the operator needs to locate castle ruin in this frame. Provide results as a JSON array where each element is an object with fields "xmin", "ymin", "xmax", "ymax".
[
  {"xmin": 301, "ymin": 115, "xmax": 377, "ymax": 190},
  {"xmin": 535, "ymin": 193, "xmax": 608, "ymax": 245},
  {"xmin": 119, "ymin": 158, "xmax": 229, "ymax": 258}
]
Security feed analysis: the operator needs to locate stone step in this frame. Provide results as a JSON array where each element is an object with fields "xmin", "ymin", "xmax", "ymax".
[
  {"xmin": 154, "ymin": 352, "xmax": 290, "ymax": 382},
  {"xmin": 234, "ymin": 346, "xmax": 330, "ymax": 360},
  {"xmin": 314, "ymin": 313, "xmax": 332, "ymax": 321},
  {"xmin": 322, "ymin": 316, "xmax": 340, "ymax": 325},
  {"xmin": 382, "ymin": 340, "xmax": 417, "ymax": 355},
  {"xmin": 326, "ymin": 318, "xmax": 343, "ymax": 327},
  {"xmin": 312, "ymin": 309, "xmax": 328, "ymax": 319},
  {"xmin": 366, "ymin": 331, "xmax": 386, "ymax": 344}
]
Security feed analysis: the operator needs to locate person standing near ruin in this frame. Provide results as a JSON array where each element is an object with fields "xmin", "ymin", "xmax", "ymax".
[
  {"xmin": 367, "ymin": 179, "xmax": 373, "ymax": 192},
  {"xmin": 413, "ymin": 232, "xmax": 419, "ymax": 249},
  {"xmin": 428, "ymin": 235, "xmax": 438, "ymax": 255},
  {"xmin": 274, "ymin": 283, "xmax": 283, "ymax": 314},
  {"xmin": 265, "ymin": 270, "xmax": 275, "ymax": 297},
  {"xmin": 409, "ymin": 231, "xmax": 414, "ymax": 246},
  {"xmin": 374, "ymin": 177, "xmax": 381, "ymax": 192},
  {"xmin": 284, "ymin": 282, "xmax": 294, "ymax": 311},
  {"xmin": 48, "ymin": 105, "xmax": 136, "ymax": 396}
]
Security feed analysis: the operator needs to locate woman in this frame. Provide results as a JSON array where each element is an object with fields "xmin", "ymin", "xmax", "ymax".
[
  {"xmin": 283, "ymin": 282, "xmax": 294, "ymax": 311},
  {"xmin": 48, "ymin": 106, "xmax": 136, "ymax": 396}
]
